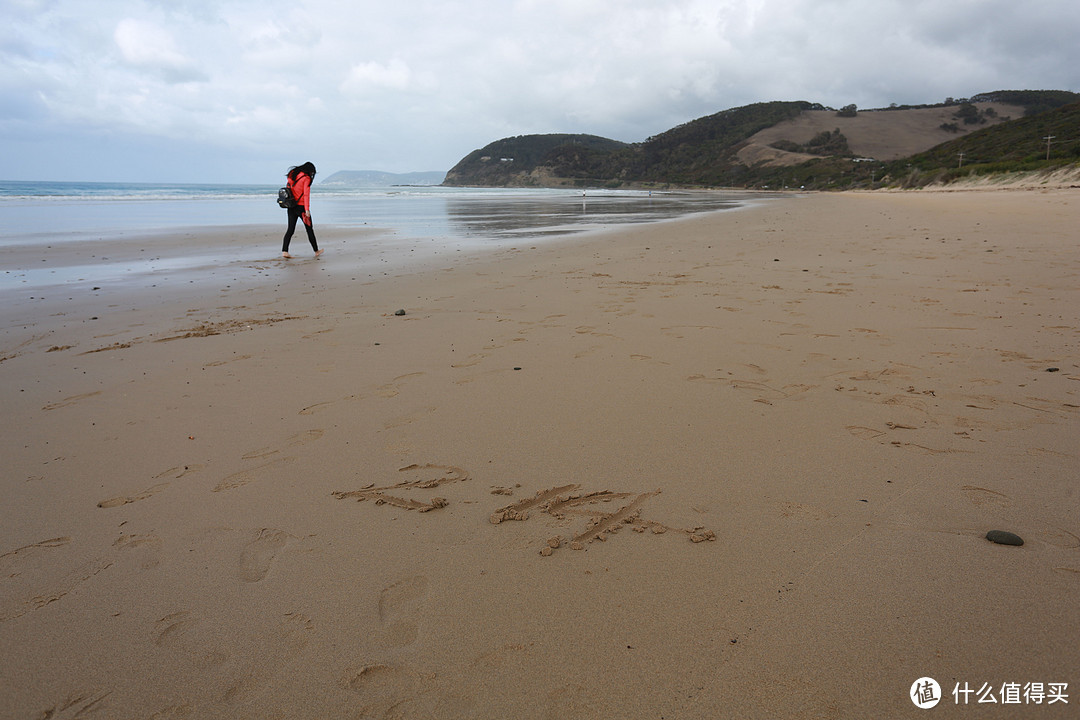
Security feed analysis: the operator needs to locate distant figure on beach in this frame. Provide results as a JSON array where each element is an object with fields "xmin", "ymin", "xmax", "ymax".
[{"xmin": 282, "ymin": 162, "xmax": 322, "ymax": 258}]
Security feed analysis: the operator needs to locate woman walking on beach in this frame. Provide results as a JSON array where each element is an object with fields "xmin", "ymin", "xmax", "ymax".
[{"xmin": 282, "ymin": 162, "xmax": 323, "ymax": 258}]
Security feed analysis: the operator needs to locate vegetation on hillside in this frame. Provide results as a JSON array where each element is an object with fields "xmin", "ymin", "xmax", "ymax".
[
  {"xmin": 444, "ymin": 102, "xmax": 819, "ymax": 187},
  {"xmin": 443, "ymin": 134, "xmax": 627, "ymax": 186},
  {"xmin": 770, "ymin": 129, "xmax": 852, "ymax": 157},
  {"xmin": 969, "ymin": 90, "xmax": 1080, "ymax": 116},
  {"xmin": 443, "ymin": 91, "xmax": 1080, "ymax": 190},
  {"xmin": 873, "ymin": 90, "xmax": 1077, "ymax": 115},
  {"xmin": 886, "ymin": 101, "xmax": 1080, "ymax": 187},
  {"xmin": 628, "ymin": 101, "xmax": 822, "ymax": 185},
  {"xmin": 739, "ymin": 101, "xmax": 1079, "ymax": 190}
]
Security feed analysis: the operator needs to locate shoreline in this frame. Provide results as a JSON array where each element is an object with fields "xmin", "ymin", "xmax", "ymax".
[{"xmin": 2, "ymin": 188, "xmax": 1078, "ymax": 717}]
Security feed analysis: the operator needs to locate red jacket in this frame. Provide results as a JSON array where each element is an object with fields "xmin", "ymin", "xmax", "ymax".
[{"xmin": 288, "ymin": 172, "xmax": 312, "ymax": 210}]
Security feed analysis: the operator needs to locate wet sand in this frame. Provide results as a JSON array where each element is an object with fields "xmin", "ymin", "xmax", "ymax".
[{"xmin": 1, "ymin": 189, "xmax": 1078, "ymax": 717}]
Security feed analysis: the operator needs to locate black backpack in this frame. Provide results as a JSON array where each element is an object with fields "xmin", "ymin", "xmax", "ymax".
[{"xmin": 277, "ymin": 185, "xmax": 296, "ymax": 209}]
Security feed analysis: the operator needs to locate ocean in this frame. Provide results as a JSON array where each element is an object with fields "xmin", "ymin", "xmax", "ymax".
[
  {"xmin": 0, "ymin": 181, "xmax": 758, "ymax": 242},
  {"xmin": 0, "ymin": 181, "xmax": 770, "ymax": 291}
]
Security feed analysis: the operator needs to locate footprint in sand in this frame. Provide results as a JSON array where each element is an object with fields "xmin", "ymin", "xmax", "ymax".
[
  {"xmin": 204, "ymin": 354, "xmax": 252, "ymax": 368},
  {"xmin": 961, "ymin": 485, "xmax": 1011, "ymax": 511},
  {"xmin": 0, "ymin": 538, "xmax": 112, "ymax": 622},
  {"xmin": 97, "ymin": 482, "xmax": 168, "ymax": 509},
  {"xmin": 0, "ymin": 536, "xmax": 71, "ymax": 568},
  {"xmin": 113, "ymin": 533, "xmax": 162, "ymax": 571},
  {"xmin": 151, "ymin": 610, "xmax": 229, "ymax": 669},
  {"xmin": 575, "ymin": 325, "xmax": 620, "ymax": 339},
  {"xmin": 573, "ymin": 345, "xmax": 602, "ymax": 359},
  {"xmin": 42, "ymin": 391, "xmax": 102, "ymax": 411},
  {"xmin": 339, "ymin": 661, "xmax": 466, "ymax": 715},
  {"xmin": 383, "ymin": 407, "xmax": 437, "ymax": 430},
  {"xmin": 340, "ymin": 664, "xmax": 420, "ymax": 716},
  {"xmin": 0, "ymin": 539, "xmax": 74, "ymax": 615},
  {"xmin": 238, "ymin": 528, "xmax": 291, "ymax": 582},
  {"xmin": 154, "ymin": 611, "xmax": 197, "ymax": 647},
  {"xmin": 376, "ymin": 372, "xmax": 425, "ymax": 398},
  {"xmin": 450, "ymin": 353, "xmax": 487, "ymax": 368},
  {"xmin": 33, "ymin": 692, "xmax": 112, "ymax": 719},
  {"xmin": 220, "ymin": 613, "xmax": 313, "ymax": 704},
  {"xmin": 213, "ymin": 457, "xmax": 296, "ymax": 493},
  {"xmin": 141, "ymin": 705, "xmax": 192, "ymax": 719},
  {"xmin": 846, "ymin": 425, "xmax": 887, "ymax": 440},
  {"xmin": 241, "ymin": 429, "xmax": 324, "ymax": 460},
  {"xmin": 298, "ymin": 400, "xmax": 336, "ymax": 416},
  {"xmin": 378, "ymin": 576, "xmax": 428, "ymax": 648},
  {"xmin": 155, "ymin": 464, "xmax": 205, "ymax": 480}
]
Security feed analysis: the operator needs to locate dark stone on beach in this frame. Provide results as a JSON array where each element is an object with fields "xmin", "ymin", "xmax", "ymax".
[
  {"xmin": 986, "ymin": 530, "xmax": 1024, "ymax": 546},
  {"xmin": 1046, "ymin": 367, "xmax": 1060, "ymax": 372},
  {"xmin": 513, "ymin": 367, "xmax": 522, "ymax": 371},
  {"xmin": 394, "ymin": 309, "xmax": 406, "ymax": 316}
]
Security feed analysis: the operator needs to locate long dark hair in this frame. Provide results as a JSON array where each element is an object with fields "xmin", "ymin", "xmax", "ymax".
[{"xmin": 287, "ymin": 162, "xmax": 317, "ymax": 182}]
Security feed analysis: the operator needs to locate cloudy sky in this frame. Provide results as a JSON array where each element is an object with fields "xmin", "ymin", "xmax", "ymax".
[{"xmin": 4, "ymin": 0, "xmax": 1078, "ymax": 183}]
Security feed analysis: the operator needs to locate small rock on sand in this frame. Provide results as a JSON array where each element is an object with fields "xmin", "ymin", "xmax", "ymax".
[{"xmin": 986, "ymin": 530, "xmax": 1024, "ymax": 546}]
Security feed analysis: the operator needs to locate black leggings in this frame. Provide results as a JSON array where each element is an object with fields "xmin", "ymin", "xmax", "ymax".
[{"xmin": 282, "ymin": 206, "xmax": 318, "ymax": 252}]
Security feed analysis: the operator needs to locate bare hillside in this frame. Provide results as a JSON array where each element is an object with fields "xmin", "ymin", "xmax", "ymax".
[{"xmin": 738, "ymin": 102, "xmax": 1024, "ymax": 166}]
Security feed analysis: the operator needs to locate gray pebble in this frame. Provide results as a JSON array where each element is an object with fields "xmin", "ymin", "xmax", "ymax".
[
  {"xmin": 986, "ymin": 530, "xmax": 1024, "ymax": 546},
  {"xmin": 394, "ymin": 309, "xmax": 406, "ymax": 316}
]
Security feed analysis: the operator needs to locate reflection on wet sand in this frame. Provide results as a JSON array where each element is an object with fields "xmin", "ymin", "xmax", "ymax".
[{"xmin": 443, "ymin": 191, "xmax": 752, "ymax": 239}]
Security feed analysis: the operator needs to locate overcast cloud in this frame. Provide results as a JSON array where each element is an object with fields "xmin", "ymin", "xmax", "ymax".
[{"xmin": 3, "ymin": 0, "xmax": 1078, "ymax": 183}]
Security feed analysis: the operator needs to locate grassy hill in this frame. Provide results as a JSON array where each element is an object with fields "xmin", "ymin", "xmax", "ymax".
[
  {"xmin": 444, "ymin": 103, "xmax": 816, "ymax": 187},
  {"xmin": 885, "ymin": 101, "xmax": 1080, "ymax": 187},
  {"xmin": 740, "ymin": 102, "xmax": 1023, "ymax": 166},
  {"xmin": 443, "ymin": 134, "xmax": 628, "ymax": 186},
  {"xmin": 443, "ymin": 90, "xmax": 1080, "ymax": 190}
]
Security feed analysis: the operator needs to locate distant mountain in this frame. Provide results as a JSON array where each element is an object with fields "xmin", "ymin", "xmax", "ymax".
[
  {"xmin": 320, "ymin": 170, "xmax": 446, "ymax": 186},
  {"xmin": 443, "ymin": 90, "xmax": 1080, "ymax": 190}
]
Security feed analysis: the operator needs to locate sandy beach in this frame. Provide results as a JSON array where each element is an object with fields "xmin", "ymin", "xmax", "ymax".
[{"xmin": 2, "ymin": 189, "xmax": 1078, "ymax": 718}]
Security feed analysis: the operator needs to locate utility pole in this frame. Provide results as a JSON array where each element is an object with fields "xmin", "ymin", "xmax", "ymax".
[{"xmin": 1043, "ymin": 135, "xmax": 1056, "ymax": 160}]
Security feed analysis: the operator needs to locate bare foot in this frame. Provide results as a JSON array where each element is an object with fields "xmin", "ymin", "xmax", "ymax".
[
  {"xmin": 315, "ymin": 249, "xmax": 324, "ymax": 257},
  {"xmin": 282, "ymin": 252, "xmax": 294, "ymax": 259}
]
